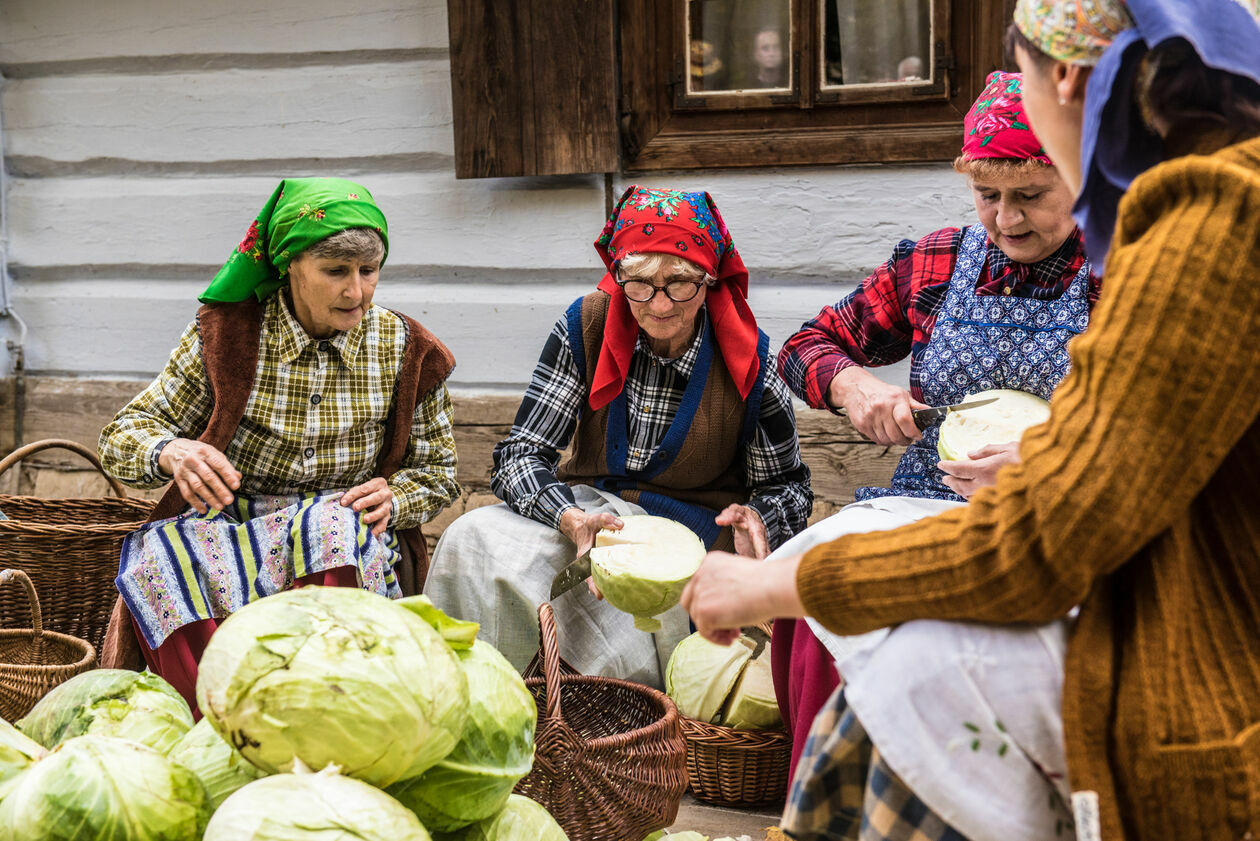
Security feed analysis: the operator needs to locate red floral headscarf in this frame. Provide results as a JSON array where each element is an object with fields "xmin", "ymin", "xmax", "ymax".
[
  {"xmin": 589, "ymin": 185, "xmax": 759, "ymax": 411},
  {"xmin": 961, "ymin": 71, "xmax": 1054, "ymax": 165}
]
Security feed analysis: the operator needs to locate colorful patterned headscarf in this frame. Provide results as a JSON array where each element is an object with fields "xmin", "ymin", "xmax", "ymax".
[
  {"xmin": 1013, "ymin": 0, "xmax": 1134, "ymax": 66},
  {"xmin": 962, "ymin": 71, "xmax": 1054, "ymax": 164},
  {"xmin": 199, "ymin": 178, "xmax": 389, "ymax": 303},
  {"xmin": 589, "ymin": 185, "xmax": 759, "ymax": 411},
  {"xmin": 1014, "ymin": 0, "xmax": 1260, "ymax": 266}
]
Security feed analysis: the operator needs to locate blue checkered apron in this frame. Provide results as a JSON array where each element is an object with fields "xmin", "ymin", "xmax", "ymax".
[{"xmin": 857, "ymin": 225, "xmax": 1091, "ymax": 502}]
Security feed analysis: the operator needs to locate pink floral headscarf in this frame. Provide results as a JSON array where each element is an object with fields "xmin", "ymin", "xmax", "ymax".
[{"xmin": 961, "ymin": 71, "xmax": 1053, "ymax": 165}]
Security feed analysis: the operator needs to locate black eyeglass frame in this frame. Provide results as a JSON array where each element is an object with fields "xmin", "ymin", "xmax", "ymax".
[{"xmin": 615, "ymin": 277, "xmax": 706, "ymax": 303}]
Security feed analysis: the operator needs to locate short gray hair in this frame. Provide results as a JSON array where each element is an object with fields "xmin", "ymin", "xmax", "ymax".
[
  {"xmin": 301, "ymin": 228, "xmax": 386, "ymax": 264},
  {"xmin": 617, "ymin": 252, "xmax": 713, "ymax": 284}
]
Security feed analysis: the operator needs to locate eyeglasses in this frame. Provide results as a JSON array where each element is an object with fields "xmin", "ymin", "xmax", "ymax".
[{"xmin": 617, "ymin": 278, "xmax": 705, "ymax": 303}]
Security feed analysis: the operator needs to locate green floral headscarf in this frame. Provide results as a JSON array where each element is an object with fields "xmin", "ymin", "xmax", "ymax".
[{"xmin": 199, "ymin": 178, "xmax": 390, "ymax": 303}]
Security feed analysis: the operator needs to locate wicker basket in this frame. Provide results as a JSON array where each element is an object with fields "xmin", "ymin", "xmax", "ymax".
[
  {"xmin": 0, "ymin": 439, "xmax": 155, "ymax": 662},
  {"xmin": 0, "ymin": 568, "xmax": 96, "ymax": 720},
  {"xmin": 513, "ymin": 603, "xmax": 689, "ymax": 841},
  {"xmin": 680, "ymin": 715, "xmax": 791, "ymax": 807}
]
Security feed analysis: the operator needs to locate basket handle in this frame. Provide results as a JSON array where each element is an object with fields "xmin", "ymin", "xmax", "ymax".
[
  {"xmin": 0, "ymin": 568, "xmax": 42, "ymax": 637},
  {"xmin": 0, "ymin": 438, "xmax": 130, "ymax": 499},
  {"xmin": 536, "ymin": 602, "xmax": 563, "ymax": 721}
]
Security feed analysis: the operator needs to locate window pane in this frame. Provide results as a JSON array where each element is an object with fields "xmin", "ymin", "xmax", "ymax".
[
  {"xmin": 687, "ymin": 0, "xmax": 791, "ymax": 93},
  {"xmin": 823, "ymin": 0, "xmax": 931, "ymax": 86}
]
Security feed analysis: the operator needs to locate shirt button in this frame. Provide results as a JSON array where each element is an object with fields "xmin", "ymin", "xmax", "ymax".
[
  {"xmin": 318, "ymin": 340, "xmax": 331, "ymax": 352},
  {"xmin": 642, "ymin": 405, "xmax": 650, "ymax": 414},
  {"xmin": 310, "ymin": 394, "xmax": 322, "ymax": 405},
  {"xmin": 142, "ymin": 474, "xmax": 152, "ymax": 482},
  {"xmin": 303, "ymin": 447, "xmax": 315, "ymax": 459},
  {"xmin": 1003, "ymin": 286, "xmax": 1012, "ymax": 295}
]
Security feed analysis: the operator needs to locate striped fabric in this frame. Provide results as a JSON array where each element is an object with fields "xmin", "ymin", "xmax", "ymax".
[
  {"xmin": 99, "ymin": 292, "xmax": 460, "ymax": 529},
  {"xmin": 117, "ymin": 492, "xmax": 401, "ymax": 650}
]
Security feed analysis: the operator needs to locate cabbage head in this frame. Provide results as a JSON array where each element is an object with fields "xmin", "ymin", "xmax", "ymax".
[
  {"xmin": 720, "ymin": 644, "xmax": 781, "ymax": 730},
  {"xmin": 0, "ymin": 734, "xmax": 209, "ymax": 841},
  {"xmin": 444, "ymin": 794, "xmax": 567, "ymax": 841},
  {"xmin": 196, "ymin": 586, "xmax": 468, "ymax": 788},
  {"xmin": 937, "ymin": 388, "xmax": 1050, "ymax": 462},
  {"xmin": 17, "ymin": 669, "xmax": 192, "ymax": 754},
  {"xmin": 168, "ymin": 717, "xmax": 268, "ymax": 811},
  {"xmin": 388, "ymin": 640, "xmax": 536, "ymax": 833},
  {"xmin": 204, "ymin": 765, "xmax": 431, "ymax": 841},
  {"xmin": 665, "ymin": 633, "xmax": 755, "ymax": 723},
  {"xmin": 0, "ymin": 716, "xmax": 45, "ymax": 799},
  {"xmin": 589, "ymin": 515, "xmax": 705, "ymax": 632}
]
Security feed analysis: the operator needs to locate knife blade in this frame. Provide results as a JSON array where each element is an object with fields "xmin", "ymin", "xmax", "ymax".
[
  {"xmin": 549, "ymin": 550, "xmax": 593, "ymax": 600},
  {"xmin": 911, "ymin": 397, "xmax": 999, "ymax": 431}
]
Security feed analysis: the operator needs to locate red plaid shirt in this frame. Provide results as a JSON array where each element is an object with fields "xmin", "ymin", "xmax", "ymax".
[{"xmin": 777, "ymin": 226, "xmax": 1099, "ymax": 408}]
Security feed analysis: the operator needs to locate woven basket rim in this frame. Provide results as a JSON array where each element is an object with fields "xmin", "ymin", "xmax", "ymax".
[
  {"xmin": 524, "ymin": 672, "xmax": 682, "ymax": 752},
  {"xmin": 679, "ymin": 713, "xmax": 790, "ymax": 745},
  {"xmin": 0, "ymin": 628, "xmax": 96, "ymax": 671},
  {"xmin": 0, "ymin": 519, "xmax": 153, "ymax": 535}
]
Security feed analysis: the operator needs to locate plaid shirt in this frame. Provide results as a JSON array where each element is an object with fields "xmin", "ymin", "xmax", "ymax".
[
  {"xmin": 492, "ymin": 308, "xmax": 812, "ymax": 550},
  {"xmin": 778, "ymin": 227, "xmax": 1099, "ymax": 408},
  {"xmin": 99, "ymin": 294, "xmax": 460, "ymax": 529}
]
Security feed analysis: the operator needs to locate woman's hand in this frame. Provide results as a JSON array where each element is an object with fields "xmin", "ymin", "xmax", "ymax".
[
  {"xmin": 159, "ymin": 438, "xmax": 241, "ymax": 514},
  {"xmin": 340, "ymin": 478, "xmax": 394, "ymax": 537},
  {"xmin": 681, "ymin": 551, "xmax": 805, "ymax": 645},
  {"xmin": 558, "ymin": 508, "xmax": 624, "ymax": 600},
  {"xmin": 938, "ymin": 442, "xmax": 1021, "ymax": 499},
  {"xmin": 827, "ymin": 367, "xmax": 928, "ymax": 446},
  {"xmin": 715, "ymin": 504, "xmax": 770, "ymax": 560}
]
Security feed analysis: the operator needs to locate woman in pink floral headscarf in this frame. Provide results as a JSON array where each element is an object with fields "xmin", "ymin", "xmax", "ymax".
[{"xmin": 763, "ymin": 71, "xmax": 1102, "ymax": 840}]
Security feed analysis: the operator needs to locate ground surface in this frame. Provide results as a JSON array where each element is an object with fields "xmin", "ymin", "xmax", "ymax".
[{"xmin": 666, "ymin": 794, "xmax": 785, "ymax": 839}]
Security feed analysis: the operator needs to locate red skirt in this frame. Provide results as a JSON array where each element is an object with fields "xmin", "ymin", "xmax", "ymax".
[
  {"xmin": 771, "ymin": 616, "xmax": 842, "ymax": 787},
  {"xmin": 132, "ymin": 566, "xmax": 360, "ymax": 717}
]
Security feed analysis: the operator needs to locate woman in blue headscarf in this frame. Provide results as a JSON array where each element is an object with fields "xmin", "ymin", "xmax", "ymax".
[{"xmin": 681, "ymin": 2, "xmax": 1260, "ymax": 839}]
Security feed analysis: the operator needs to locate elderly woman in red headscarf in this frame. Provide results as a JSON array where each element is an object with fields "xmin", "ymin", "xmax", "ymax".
[
  {"xmin": 759, "ymin": 71, "xmax": 1101, "ymax": 838},
  {"xmin": 424, "ymin": 186, "xmax": 812, "ymax": 688}
]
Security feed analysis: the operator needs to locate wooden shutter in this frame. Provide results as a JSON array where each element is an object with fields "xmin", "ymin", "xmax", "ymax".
[{"xmin": 447, "ymin": 0, "xmax": 619, "ymax": 178}]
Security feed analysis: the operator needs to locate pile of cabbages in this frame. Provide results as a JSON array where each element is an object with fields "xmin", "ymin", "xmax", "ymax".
[{"xmin": 0, "ymin": 589, "xmax": 566, "ymax": 841}]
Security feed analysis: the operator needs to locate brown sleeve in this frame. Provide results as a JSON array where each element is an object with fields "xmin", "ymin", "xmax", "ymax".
[{"xmin": 798, "ymin": 150, "xmax": 1260, "ymax": 634}]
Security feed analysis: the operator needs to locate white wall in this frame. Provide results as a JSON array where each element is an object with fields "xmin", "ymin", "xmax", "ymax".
[{"xmin": 0, "ymin": 0, "xmax": 976, "ymax": 392}]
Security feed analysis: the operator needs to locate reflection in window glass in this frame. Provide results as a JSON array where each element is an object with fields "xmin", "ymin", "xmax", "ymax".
[
  {"xmin": 687, "ymin": 0, "xmax": 791, "ymax": 93},
  {"xmin": 823, "ymin": 0, "xmax": 931, "ymax": 86}
]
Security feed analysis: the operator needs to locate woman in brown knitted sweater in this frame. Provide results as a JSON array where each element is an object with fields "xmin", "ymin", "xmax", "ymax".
[{"xmin": 682, "ymin": 1, "xmax": 1260, "ymax": 839}]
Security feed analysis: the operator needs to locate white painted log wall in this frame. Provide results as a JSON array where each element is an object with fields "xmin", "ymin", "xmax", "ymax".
[{"xmin": 0, "ymin": 0, "xmax": 976, "ymax": 391}]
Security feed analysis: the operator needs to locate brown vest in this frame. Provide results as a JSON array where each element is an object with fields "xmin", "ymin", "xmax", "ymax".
[
  {"xmin": 556, "ymin": 292, "xmax": 758, "ymax": 552},
  {"xmin": 102, "ymin": 299, "xmax": 454, "ymax": 667}
]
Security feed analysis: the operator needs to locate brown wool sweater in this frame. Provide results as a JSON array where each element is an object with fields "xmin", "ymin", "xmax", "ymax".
[{"xmin": 798, "ymin": 135, "xmax": 1260, "ymax": 840}]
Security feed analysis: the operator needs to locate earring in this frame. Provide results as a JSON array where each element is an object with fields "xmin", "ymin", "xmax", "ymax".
[{"xmin": 1058, "ymin": 96, "xmax": 1067, "ymax": 105}]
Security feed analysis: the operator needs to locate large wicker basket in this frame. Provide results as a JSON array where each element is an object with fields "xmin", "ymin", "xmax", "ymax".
[
  {"xmin": 0, "ymin": 568, "xmax": 96, "ymax": 720},
  {"xmin": 681, "ymin": 715, "xmax": 791, "ymax": 807},
  {"xmin": 514, "ymin": 603, "xmax": 690, "ymax": 841},
  {"xmin": 0, "ymin": 440, "xmax": 155, "ymax": 661}
]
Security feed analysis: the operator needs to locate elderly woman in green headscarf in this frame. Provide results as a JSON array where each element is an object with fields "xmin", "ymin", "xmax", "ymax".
[{"xmin": 97, "ymin": 178, "xmax": 460, "ymax": 709}]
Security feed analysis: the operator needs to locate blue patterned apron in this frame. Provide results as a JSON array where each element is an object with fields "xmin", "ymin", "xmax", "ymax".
[{"xmin": 857, "ymin": 225, "xmax": 1092, "ymax": 501}]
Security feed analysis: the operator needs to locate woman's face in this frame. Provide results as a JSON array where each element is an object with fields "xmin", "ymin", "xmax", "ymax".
[
  {"xmin": 1015, "ymin": 45, "xmax": 1088, "ymax": 195},
  {"xmin": 287, "ymin": 253, "xmax": 379, "ymax": 338},
  {"xmin": 626, "ymin": 270, "xmax": 709, "ymax": 358},
  {"xmin": 969, "ymin": 167, "xmax": 1077, "ymax": 264}
]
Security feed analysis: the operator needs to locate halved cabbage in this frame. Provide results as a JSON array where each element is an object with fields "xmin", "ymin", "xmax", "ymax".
[
  {"xmin": 590, "ymin": 515, "xmax": 705, "ymax": 632},
  {"xmin": 666, "ymin": 632, "xmax": 780, "ymax": 730},
  {"xmin": 720, "ymin": 646, "xmax": 781, "ymax": 730},
  {"xmin": 937, "ymin": 388, "xmax": 1051, "ymax": 462}
]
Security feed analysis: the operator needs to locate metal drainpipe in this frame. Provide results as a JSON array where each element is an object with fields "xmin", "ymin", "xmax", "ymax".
[{"xmin": 0, "ymin": 70, "xmax": 27, "ymax": 449}]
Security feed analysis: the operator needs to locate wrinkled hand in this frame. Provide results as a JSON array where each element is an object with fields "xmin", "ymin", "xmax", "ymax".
[
  {"xmin": 340, "ymin": 477, "xmax": 393, "ymax": 536},
  {"xmin": 558, "ymin": 508, "xmax": 624, "ymax": 601},
  {"xmin": 828, "ymin": 367, "xmax": 928, "ymax": 446},
  {"xmin": 715, "ymin": 504, "xmax": 770, "ymax": 560},
  {"xmin": 681, "ymin": 551, "xmax": 805, "ymax": 645},
  {"xmin": 159, "ymin": 438, "xmax": 241, "ymax": 514},
  {"xmin": 938, "ymin": 441, "xmax": 1021, "ymax": 499}
]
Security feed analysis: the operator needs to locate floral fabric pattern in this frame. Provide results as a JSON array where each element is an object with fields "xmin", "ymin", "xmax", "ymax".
[
  {"xmin": 1013, "ymin": 0, "xmax": 1134, "ymax": 66},
  {"xmin": 962, "ymin": 71, "xmax": 1053, "ymax": 165}
]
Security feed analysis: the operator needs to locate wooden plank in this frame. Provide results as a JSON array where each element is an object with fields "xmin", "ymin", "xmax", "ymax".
[
  {"xmin": 0, "ymin": 0, "xmax": 448, "ymax": 63},
  {"xmin": 448, "ymin": 0, "xmax": 618, "ymax": 177},
  {"xmin": 6, "ymin": 174, "xmax": 607, "ymax": 270},
  {"xmin": 3, "ymin": 62, "xmax": 454, "ymax": 165}
]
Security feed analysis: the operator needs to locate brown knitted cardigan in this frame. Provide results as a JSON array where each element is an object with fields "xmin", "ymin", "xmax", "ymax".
[
  {"xmin": 796, "ymin": 135, "xmax": 1260, "ymax": 839},
  {"xmin": 102, "ymin": 298, "xmax": 453, "ymax": 668}
]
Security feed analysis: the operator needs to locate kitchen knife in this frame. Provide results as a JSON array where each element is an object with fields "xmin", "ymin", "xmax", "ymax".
[
  {"xmin": 549, "ymin": 549, "xmax": 593, "ymax": 599},
  {"xmin": 911, "ymin": 397, "xmax": 999, "ymax": 431}
]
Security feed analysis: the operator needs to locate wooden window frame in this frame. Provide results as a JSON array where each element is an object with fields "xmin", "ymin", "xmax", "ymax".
[{"xmin": 619, "ymin": 0, "xmax": 1016, "ymax": 172}]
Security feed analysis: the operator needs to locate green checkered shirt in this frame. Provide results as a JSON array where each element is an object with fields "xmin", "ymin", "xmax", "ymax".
[{"xmin": 99, "ymin": 293, "xmax": 460, "ymax": 529}]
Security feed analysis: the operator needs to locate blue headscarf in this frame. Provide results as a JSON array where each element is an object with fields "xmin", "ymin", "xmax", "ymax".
[{"xmin": 1076, "ymin": 0, "xmax": 1260, "ymax": 266}]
